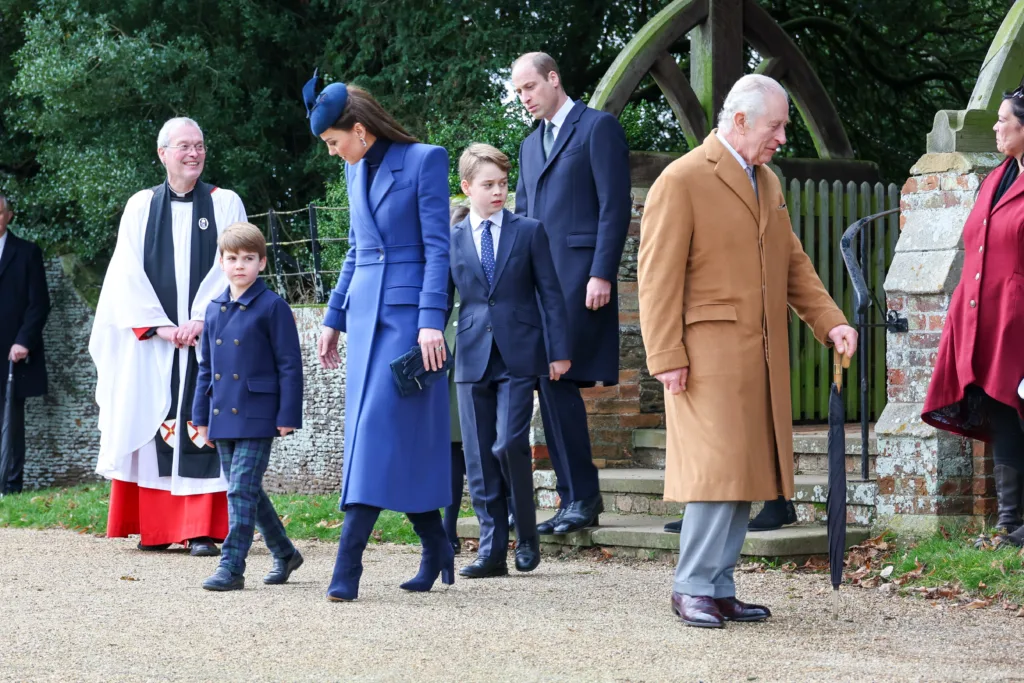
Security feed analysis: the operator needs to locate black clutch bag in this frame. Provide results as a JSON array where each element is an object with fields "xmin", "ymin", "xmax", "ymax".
[{"xmin": 390, "ymin": 342, "xmax": 453, "ymax": 398}]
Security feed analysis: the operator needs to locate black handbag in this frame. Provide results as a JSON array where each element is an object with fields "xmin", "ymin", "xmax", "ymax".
[{"xmin": 390, "ymin": 342, "xmax": 453, "ymax": 397}]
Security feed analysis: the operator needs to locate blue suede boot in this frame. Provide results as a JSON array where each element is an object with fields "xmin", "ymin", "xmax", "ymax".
[
  {"xmin": 326, "ymin": 505, "xmax": 380, "ymax": 602},
  {"xmin": 400, "ymin": 510, "xmax": 455, "ymax": 592}
]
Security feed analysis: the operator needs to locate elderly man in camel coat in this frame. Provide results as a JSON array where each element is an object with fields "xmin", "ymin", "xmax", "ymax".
[{"xmin": 638, "ymin": 74, "xmax": 858, "ymax": 629}]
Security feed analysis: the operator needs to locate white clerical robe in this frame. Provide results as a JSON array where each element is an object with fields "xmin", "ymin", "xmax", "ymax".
[{"xmin": 90, "ymin": 186, "xmax": 247, "ymax": 495}]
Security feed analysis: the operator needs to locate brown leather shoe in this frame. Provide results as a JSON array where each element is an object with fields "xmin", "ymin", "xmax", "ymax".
[
  {"xmin": 671, "ymin": 592, "xmax": 725, "ymax": 628},
  {"xmin": 715, "ymin": 596, "xmax": 771, "ymax": 622}
]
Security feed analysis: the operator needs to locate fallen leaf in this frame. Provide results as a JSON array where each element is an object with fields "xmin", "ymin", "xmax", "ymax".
[
  {"xmin": 370, "ymin": 530, "xmax": 383, "ymax": 542},
  {"xmin": 119, "ymin": 575, "xmax": 139, "ymax": 582},
  {"xmin": 880, "ymin": 565, "xmax": 894, "ymax": 579},
  {"xmin": 963, "ymin": 598, "xmax": 992, "ymax": 610},
  {"xmin": 978, "ymin": 581, "xmax": 987, "ymax": 590},
  {"xmin": 598, "ymin": 547, "xmax": 613, "ymax": 561},
  {"xmin": 278, "ymin": 514, "xmax": 291, "ymax": 527},
  {"xmin": 1017, "ymin": 608, "xmax": 1024, "ymax": 618},
  {"xmin": 315, "ymin": 519, "xmax": 342, "ymax": 529}
]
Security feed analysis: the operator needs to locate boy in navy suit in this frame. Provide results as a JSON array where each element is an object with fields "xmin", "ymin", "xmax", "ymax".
[
  {"xmin": 449, "ymin": 144, "xmax": 570, "ymax": 578},
  {"xmin": 193, "ymin": 222, "xmax": 304, "ymax": 591}
]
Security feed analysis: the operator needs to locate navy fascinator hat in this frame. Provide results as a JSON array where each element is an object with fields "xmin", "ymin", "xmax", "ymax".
[{"xmin": 303, "ymin": 68, "xmax": 349, "ymax": 136}]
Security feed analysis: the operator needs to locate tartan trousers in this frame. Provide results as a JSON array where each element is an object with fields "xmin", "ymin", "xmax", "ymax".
[{"xmin": 217, "ymin": 438, "xmax": 295, "ymax": 576}]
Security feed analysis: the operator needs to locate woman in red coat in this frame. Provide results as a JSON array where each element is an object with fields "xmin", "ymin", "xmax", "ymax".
[{"xmin": 922, "ymin": 88, "xmax": 1024, "ymax": 546}]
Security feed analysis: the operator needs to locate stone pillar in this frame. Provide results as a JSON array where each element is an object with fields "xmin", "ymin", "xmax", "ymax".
[{"xmin": 875, "ymin": 152, "xmax": 1002, "ymax": 534}]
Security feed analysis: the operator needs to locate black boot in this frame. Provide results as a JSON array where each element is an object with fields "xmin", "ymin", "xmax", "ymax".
[
  {"xmin": 327, "ymin": 505, "xmax": 380, "ymax": 602},
  {"xmin": 994, "ymin": 464, "xmax": 1023, "ymax": 534},
  {"xmin": 400, "ymin": 510, "xmax": 455, "ymax": 592},
  {"xmin": 748, "ymin": 496, "xmax": 797, "ymax": 532}
]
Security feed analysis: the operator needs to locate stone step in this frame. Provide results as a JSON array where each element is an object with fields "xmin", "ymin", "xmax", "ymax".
[
  {"xmin": 455, "ymin": 511, "xmax": 872, "ymax": 560},
  {"xmin": 533, "ymin": 469, "xmax": 877, "ymax": 525},
  {"xmin": 633, "ymin": 424, "xmax": 878, "ymax": 475}
]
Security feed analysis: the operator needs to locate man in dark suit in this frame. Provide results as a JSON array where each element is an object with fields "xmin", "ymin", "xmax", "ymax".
[
  {"xmin": 449, "ymin": 144, "xmax": 570, "ymax": 577},
  {"xmin": 511, "ymin": 52, "xmax": 632, "ymax": 534},
  {"xmin": 0, "ymin": 193, "xmax": 51, "ymax": 494}
]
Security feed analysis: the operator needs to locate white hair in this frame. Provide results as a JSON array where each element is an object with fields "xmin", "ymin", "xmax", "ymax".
[
  {"xmin": 157, "ymin": 117, "xmax": 203, "ymax": 148},
  {"xmin": 717, "ymin": 75, "xmax": 789, "ymax": 134}
]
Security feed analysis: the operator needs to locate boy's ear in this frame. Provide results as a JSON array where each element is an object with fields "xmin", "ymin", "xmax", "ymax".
[
  {"xmin": 258, "ymin": 256, "xmax": 268, "ymax": 273},
  {"xmin": 460, "ymin": 178, "xmax": 471, "ymax": 195}
]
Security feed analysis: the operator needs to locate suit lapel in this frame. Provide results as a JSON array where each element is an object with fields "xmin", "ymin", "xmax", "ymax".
[
  {"xmin": 756, "ymin": 166, "xmax": 770, "ymax": 237},
  {"xmin": 349, "ymin": 160, "xmax": 383, "ymax": 244},
  {"xmin": 489, "ymin": 210, "xmax": 519, "ymax": 292},
  {"xmin": 990, "ymin": 159, "xmax": 1024, "ymax": 216},
  {"xmin": 524, "ymin": 127, "xmax": 545, "ymax": 204},
  {"xmin": 455, "ymin": 218, "xmax": 488, "ymax": 290},
  {"xmin": 539, "ymin": 101, "xmax": 585, "ymax": 178},
  {"xmin": 368, "ymin": 163, "xmax": 394, "ymax": 215},
  {"xmin": 707, "ymin": 134, "xmax": 758, "ymax": 223},
  {"xmin": 0, "ymin": 233, "xmax": 18, "ymax": 282}
]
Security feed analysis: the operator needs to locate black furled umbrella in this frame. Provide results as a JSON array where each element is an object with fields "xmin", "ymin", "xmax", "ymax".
[
  {"xmin": 0, "ymin": 360, "xmax": 14, "ymax": 497},
  {"xmin": 827, "ymin": 349, "xmax": 851, "ymax": 618}
]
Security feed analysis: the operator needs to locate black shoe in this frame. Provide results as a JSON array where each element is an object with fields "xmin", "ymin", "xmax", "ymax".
[
  {"xmin": 552, "ymin": 495, "xmax": 604, "ymax": 534},
  {"xmin": 514, "ymin": 537, "xmax": 540, "ymax": 572},
  {"xmin": 137, "ymin": 542, "xmax": 172, "ymax": 551},
  {"xmin": 202, "ymin": 567, "xmax": 244, "ymax": 591},
  {"xmin": 536, "ymin": 508, "xmax": 565, "ymax": 536},
  {"xmin": 663, "ymin": 517, "xmax": 682, "ymax": 533},
  {"xmin": 189, "ymin": 538, "xmax": 221, "ymax": 557},
  {"xmin": 458, "ymin": 556, "xmax": 508, "ymax": 579},
  {"xmin": 748, "ymin": 497, "xmax": 797, "ymax": 532},
  {"xmin": 264, "ymin": 549, "xmax": 304, "ymax": 585}
]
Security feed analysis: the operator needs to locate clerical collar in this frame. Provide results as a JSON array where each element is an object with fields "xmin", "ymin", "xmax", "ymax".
[
  {"xmin": 168, "ymin": 183, "xmax": 195, "ymax": 202},
  {"xmin": 363, "ymin": 138, "xmax": 391, "ymax": 167}
]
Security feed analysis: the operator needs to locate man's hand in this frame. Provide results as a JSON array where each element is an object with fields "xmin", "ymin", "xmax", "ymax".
[
  {"xmin": 418, "ymin": 328, "xmax": 446, "ymax": 372},
  {"xmin": 8, "ymin": 344, "xmax": 29, "ymax": 363},
  {"xmin": 278, "ymin": 427, "xmax": 295, "ymax": 437},
  {"xmin": 585, "ymin": 277, "xmax": 612, "ymax": 310},
  {"xmin": 549, "ymin": 360, "xmax": 571, "ymax": 381},
  {"xmin": 318, "ymin": 327, "xmax": 341, "ymax": 369},
  {"xmin": 176, "ymin": 320, "xmax": 204, "ymax": 347},
  {"xmin": 655, "ymin": 367, "xmax": 688, "ymax": 395},
  {"xmin": 827, "ymin": 325, "xmax": 859, "ymax": 358},
  {"xmin": 156, "ymin": 326, "xmax": 184, "ymax": 348}
]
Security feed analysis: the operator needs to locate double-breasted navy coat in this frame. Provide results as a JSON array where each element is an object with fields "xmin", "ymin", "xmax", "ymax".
[
  {"xmin": 193, "ymin": 278, "xmax": 303, "ymax": 440},
  {"xmin": 515, "ymin": 100, "xmax": 632, "ymax": 385},
  {"xmin": 323, "ymin": 142, "xmax": 452, "ymax": 513}
]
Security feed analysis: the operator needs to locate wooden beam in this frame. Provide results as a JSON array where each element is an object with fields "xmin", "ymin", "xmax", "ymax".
[
  {"xmin": 689, "ymin": 0, "xmax": 743, "ymax": 130},
  {"xmin": 650, "ymin": 52, "xmax": 708, "ymax": 148}
]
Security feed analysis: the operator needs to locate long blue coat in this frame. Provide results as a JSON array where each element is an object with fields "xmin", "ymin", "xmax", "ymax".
[
  {"xmin": 515, "ymin": 101, "xmax": 632, "ymax": 385},
  {"xmin": 323, "ymin": 142, "xmax": 452, "ymax": 513}
]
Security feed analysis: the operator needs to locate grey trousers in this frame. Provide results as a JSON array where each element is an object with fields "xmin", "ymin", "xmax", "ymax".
[{"xmin": 674, "ymin": 501, "xmax": 751, "ymax": 598}]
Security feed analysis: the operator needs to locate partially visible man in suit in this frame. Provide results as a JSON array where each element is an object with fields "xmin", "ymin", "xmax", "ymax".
[
  {"xmin": 511, "ymin": 52, "xmax": 632, "ymax": 535},
  {"xmin": 638, "ymin": 75, "xmax": 857, "ymax": 628},
  {"xmin": 0, "ymin": 193, "xmax": 51, "ymax": 494}
]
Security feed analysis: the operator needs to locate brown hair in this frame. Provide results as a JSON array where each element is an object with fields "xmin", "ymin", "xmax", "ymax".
[
  {"xmin": 219, "ymin": 222, "xmax": 267, "ymax": 259},
  {"xmin": 331, "ymin": 85, "xmax": 418, "ymax": 144},
  {"xmin": 512, "ymin": 52, "xmax": 561, "ymax": 82},
  {"xmin": 459, "ymin": 143, "xmax": 511, "ymax": 184},
  {"xmin": 449, "ymin": 204, "xmax": 470, "ymax": 227}
]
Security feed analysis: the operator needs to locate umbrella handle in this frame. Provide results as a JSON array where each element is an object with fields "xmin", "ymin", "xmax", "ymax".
[{"xmin": 833, "ymin": 349, "xmax": 851, "ymax": 391}]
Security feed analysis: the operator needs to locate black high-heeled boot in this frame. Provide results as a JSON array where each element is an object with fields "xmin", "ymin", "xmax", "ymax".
[
  {"xmin": 326, "ymin": 505, "xmax": 380, "ymax": 602},
  {"xmin": 994, "ymin": 464, "xmax": 1023, "ymax": 535},
  {"xmin": 400, "ymin": 510, "xmax": 455, "ymax": 592}
]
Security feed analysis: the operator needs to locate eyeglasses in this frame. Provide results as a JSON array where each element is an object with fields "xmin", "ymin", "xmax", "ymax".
[{"xmin": 164, "ymin": 143, "xmax": 207, "ymax": 154}]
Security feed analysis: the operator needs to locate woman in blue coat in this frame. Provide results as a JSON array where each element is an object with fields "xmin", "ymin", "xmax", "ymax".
[{"xmin": 304, "ymin": 72, "xmax": 453, "ymax": 601}]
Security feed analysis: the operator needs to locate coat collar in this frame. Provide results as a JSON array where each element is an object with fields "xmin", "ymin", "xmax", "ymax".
[
  {"xmin": 704, "ymin": 130, "xmax": 759, "ymax": 224},
  {"xmin": 539, "ymin": 100, "xmax": 586, "ymax": 177},
  {"xmin": 0, "ymin": 230, "xmax": 19, "ymax": 281},
  {"xmin": 989, "ymin": 156, "xmax": 1024, "ymax": 217},
  {"xmin": 212, "ymin": 276, "xmax": 268, "ymax": 305}
]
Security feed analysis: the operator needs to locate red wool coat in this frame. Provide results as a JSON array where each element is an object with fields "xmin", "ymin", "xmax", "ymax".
[{"xmin": 922, "ymin": 157, "xmax": 1024, "ymax": 440}]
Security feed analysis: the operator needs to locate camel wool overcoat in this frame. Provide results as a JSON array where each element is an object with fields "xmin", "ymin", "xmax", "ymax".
[{"xmin": 638, "ymin": 132, "xmax": 848, "ymax": 503}]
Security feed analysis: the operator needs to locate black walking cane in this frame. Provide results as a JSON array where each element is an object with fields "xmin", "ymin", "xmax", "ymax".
[
  {"xmin": 0, "ymin": 360, "xmax": 15, "ymax": 497},
  {"xmin": 827, "ymin": 349, "xmax": 850, "ymax": 619}
]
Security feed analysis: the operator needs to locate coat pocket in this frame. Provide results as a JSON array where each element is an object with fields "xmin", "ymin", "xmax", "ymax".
[
  {"xmin": 684, "ymin": 304, "xmax": 738, "ymax": 325},
  {"xmin": 383, "ymin": 286, "xmax": 421, "ymax": 306},
  {"xmin": 246, "ymin": 379, "xmax": 279, "ymax": 420},
  {"xmin": 456, "ymin": 313, "xmax": 473, "ymax": 334},
  {"xmin": 566, "ymin": 232, "xmax": 597, "ymax": 249},
  {"xmin": 514, "ymin": 307, "xmax": 543, "ymax": 329}
]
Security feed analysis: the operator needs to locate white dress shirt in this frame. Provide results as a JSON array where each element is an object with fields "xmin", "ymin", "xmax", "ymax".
[
  {"xmin": 546, "ymin": 97, "xmax": 576, "ymax": 141},
  {"xmin": 469, "ymin": 208, "xmax": 503, "ymax": 262},
  {"xmin": 0, "ymin": 230, "xmax": 8, "ymax": 263}
]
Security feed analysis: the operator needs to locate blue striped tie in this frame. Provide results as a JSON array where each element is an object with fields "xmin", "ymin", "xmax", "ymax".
[{"xmin": 480, "ymin": 220, "xmax": 495, "ymax": 285}]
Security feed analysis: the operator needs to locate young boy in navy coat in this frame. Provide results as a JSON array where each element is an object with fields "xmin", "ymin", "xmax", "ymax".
[
  {"xmin": 193, "ymin": 222, "xmax": 304, "ymax": 591},
  {"xmin": 449, "ymin": 144, "xmax": 571, "ymax": 578}
]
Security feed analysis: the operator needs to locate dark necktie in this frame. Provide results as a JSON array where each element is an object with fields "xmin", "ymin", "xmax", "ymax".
[
  {"xmin": 480, "ymin": 220, "xmax": 495, "ymax": 285},
  {"xmin": 746, "ymin": 166, "xmax": 759, "ymax": 201},
  {"xmin": 543, "ymin": 122, "xmax": 555, "ymax": 159}
]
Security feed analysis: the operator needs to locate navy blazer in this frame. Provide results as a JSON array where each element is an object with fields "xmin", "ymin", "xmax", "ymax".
[
  {"xmin": 448, "ymin": 210, "xmax": 570, "ymax": 383},
  {"xmin": 0, "ymin": 232, "xmax": 50, "ymax": 398},
  {"xmin": 515, "ymin": 100, "xmax": 631, "ymax": 384},
  {"xmin": 193, "ymin": 278, "xmax": 303, "ymax": 440}
]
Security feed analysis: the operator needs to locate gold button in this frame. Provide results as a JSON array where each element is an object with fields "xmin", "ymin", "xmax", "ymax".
[
  {"xmin": 983, "ymin": 219, "xmax": 987, "ymax": 226},
  {"xmin": 216, "ymin": 339, "xmax": 222, "ymax": 345},
  {"xmin": 220, "ymin": 305, "xmax": 227, "ymax": 312},
  {"xmin": 969, "ymin": 300, "xmax": 977, "ymax": 308},
  {"xmin": 214, "ymin": 373, "xmax": 221, "ymax": 380},
  {"xmin": 213, "ymin": 409, "xmax": 220, "ymax": 415},
  {"xmin": 233, "ymin": 374, "xmax": 239, "ymax": 380},
  {"xmin": 234, "ymin": 339, "xmax": 240, "ymax": 346},
  {"xmin": 231, "ymin": 408, "xmax": 238, "ymax": 415},
  {"xmin": 240, "ymin": 305, "xmax": 247, "ymax": 311},
  {"xmin": 975, "ymin": 273, "xmax": 980, "ymax": 281}
]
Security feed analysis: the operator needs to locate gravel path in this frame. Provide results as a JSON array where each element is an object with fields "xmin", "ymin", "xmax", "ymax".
[{"xmin": 0, "ymin": 528, "xmax": 1019, "ymax": 682}]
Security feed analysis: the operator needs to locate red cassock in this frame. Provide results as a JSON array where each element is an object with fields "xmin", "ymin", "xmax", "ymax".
[
  {"xmin": 107, "ymin": 480, "xmax": 228, "ymax": 546},
  {"xmin": 922, "ymin": 157, "xmax": 1024, "ymax": 440}
]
